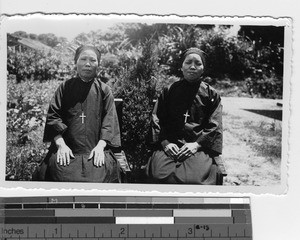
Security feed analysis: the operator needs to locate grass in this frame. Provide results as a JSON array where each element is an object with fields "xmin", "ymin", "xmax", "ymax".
[
  {"xmin": 221, "ymin": 95, "xmax": 282, "ymax": 186},
  {"xmin": 214, "ymin": 80, "xmax": 251, "ymax": 98},
  {"xmin": 244, "ymin": 120, "xmax": 282, "ymax": 160}
]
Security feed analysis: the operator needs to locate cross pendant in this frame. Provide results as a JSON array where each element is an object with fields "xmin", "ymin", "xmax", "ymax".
[
  {"xmin": 184, "ymin": 110, "xmax": 190, "ymax": 123},
  {"xmin": 79, "ymin": 112, "xmax": 86, "ymax": 124}
]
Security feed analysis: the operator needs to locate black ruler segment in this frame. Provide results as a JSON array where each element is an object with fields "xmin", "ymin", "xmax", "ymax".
[
  {"xmin": 57, "ymin": 217, "xmax": 116, "ymax": 224},
  {"xmin": 2, "ymin": 204, "xmax": 22, "ymax": 209},
  {"xmin": 100, "ymin": 203, "xmax": 127, "ymax": 209},
  {"xmin": 75, "ymin": 203, "xmax": 99, "ymax": 208},
  {"xmin": 23, "ymin": 204, "xmax": 47, "ymax": 209},
  {"xmin": 174, "ymin": 217, "xmax": 234, "ymax": 224},
  {"xmin": 4, "ymin": 210, "xmax": 55, "ymax": 217},
  {"xmin": 0, "ymin": 196, "xmax": 252, "ymax": 239},
  {"xmin": 126, "ymin": 203, "xmax": 153, "ymax": 209},
  {"xmin": 153, "ymin": 204, "xmax": 179, "ymax": 209},
  {"xmin": 4, "ymin": 217, "xmax": 57, "ymax": 224}
]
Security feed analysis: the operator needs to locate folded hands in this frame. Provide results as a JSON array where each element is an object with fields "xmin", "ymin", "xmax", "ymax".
[{"xmin": 163, "ymin": 142, "xmax": 201, "ymax": 162}]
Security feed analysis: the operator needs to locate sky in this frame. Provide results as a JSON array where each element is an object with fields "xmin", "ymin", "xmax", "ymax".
[
  {"xmin": 3, "ymin": 14, "xmax": 139, "ymax": 41},
  {"xmin": 2, "ymin": 14, "xmax": 248, "ymax": 42}
]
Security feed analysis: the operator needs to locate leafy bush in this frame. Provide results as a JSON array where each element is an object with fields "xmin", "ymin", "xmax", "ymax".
[
  {"xmin": 7, "ymin": 48, "xmax": 73, "ymax": 82},
  {"xmin": 6, "ymin": 79, "xmax": 60, "ymax": 180},
  {"xmin": 115, "ymin": 40, "xmax": 158, "ymax": 181},
  {"xmin": 199, "ymin": 30, "xmax": 255, "ymax": 79},
  {"xmin": 246, "ymin": 74, "xmax": 283, "ymax": 99},
  {"xmin": 101, "ymin": 49, "xmax": 142, "ymax": 85}
]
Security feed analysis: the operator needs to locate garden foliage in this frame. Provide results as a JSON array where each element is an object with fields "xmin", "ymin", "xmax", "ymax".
[
  {"xmin": 112, "ymin": 40, "xmax": 158, "ymax": 179},
  {"xmin": 7, "ymin": 49, "xmax": 73, "ymax": 82},
  {"xmin": 6, "ymin": 78, "xmax": 61, "ymax": 180}
]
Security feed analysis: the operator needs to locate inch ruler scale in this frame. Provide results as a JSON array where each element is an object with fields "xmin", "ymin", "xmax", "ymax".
[{"xmin": 0, "ymin": 196, "xmax": 252, "ymax": 240}]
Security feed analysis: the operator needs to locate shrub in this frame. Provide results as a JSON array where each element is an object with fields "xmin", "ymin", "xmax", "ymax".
[
  {"xmin": 6, "ymin": 79, "xmax": 60, "ymax": 180},
  {"xmin": 246, "ymin": 74, "xmax": 283, "ymax": 99},
  {"xmin": 7, "ymin": 48, "xmax": 73, "ymax": 82},
  {"xmin": 115, "ymin": 40, "xmax": 158, "ymax": 181}
]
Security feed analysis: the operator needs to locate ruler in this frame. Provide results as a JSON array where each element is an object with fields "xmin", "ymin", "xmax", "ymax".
[{"xmin": 0, "ymin": 196, "xmax": 252, "ymax": 239}]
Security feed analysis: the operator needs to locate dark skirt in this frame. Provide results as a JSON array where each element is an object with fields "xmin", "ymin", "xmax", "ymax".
[
  {"xmin": 33, "ymin": 148, "xmax": 121, "ymax": 183},
  {"xmin": 146, "ymin": 150, "xmax": 217, "ymax": 184}
]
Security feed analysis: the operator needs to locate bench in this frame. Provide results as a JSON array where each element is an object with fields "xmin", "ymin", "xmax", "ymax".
[
  {"xmin": 113, "ymin": 98, "xmax": 131, "ymax": 183},
  {"xmin": 214, "ymin": 156, "xmax": 227, "ymax": 185}
]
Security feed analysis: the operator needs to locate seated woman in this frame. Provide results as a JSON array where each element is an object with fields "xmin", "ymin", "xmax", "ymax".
[
  {"xmin": 36, "ymin": 45, "xmax": 121, "ymax": 182},
  {"xmin": 146, "ymin": 47, "xmax": 223, "ymax": 184}
]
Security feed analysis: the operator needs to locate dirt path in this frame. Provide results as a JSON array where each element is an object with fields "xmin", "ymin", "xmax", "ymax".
[{"xmin": 221, "ymin": 97, "xmax": 283, "ymax": 186}]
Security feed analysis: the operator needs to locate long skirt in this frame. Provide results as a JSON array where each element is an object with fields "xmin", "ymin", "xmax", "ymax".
[
  {"xmin": 146, "ymin": 150, "xmax": 217, "ymax": 184},
  {"xmin": 33, "ymin": 148, "xmax": 121, "ymax": 183}
]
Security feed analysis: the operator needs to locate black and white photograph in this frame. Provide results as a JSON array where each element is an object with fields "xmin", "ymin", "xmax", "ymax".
[
  {"xmin": 1, "ymin": 14, "xmax": 290, "ymax": 193},
  {"xmin": 1, "ymin": 1, "xmax": 299, "ymax": 239}
]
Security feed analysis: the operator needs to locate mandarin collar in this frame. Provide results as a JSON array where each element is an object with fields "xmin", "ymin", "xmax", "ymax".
[
  {"xmin": 76, "ymin": 75, "xmax": 95, "ymax": 85},
  {"xmin": 182, "ymin": 78, "xmax": 202, "ymax": 88}
]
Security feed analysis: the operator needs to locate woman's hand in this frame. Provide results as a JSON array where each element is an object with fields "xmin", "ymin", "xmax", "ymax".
[
  {"xmin": 177, "ymin": 142, "xmax": 201, "ymax": 162},
  {"xmin": 163, "ymin": 143, "xmax": 180, "ymax": 160},
  {"xmin": 55, "ymin": 135, "xmax": 74, "ymax": 166},
  {"xmin": 89, "ymin": 140, "xmax": 106, "ymax": 167}
]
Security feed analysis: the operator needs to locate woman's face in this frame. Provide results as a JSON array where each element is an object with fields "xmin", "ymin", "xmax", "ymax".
[
  {"xmin": 76, "ymin": 49, "xmax": 99, "ymax": 82},
  {"xmin": 181, "ymin": 53, "xmax": 204, "ymax": 83}
]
